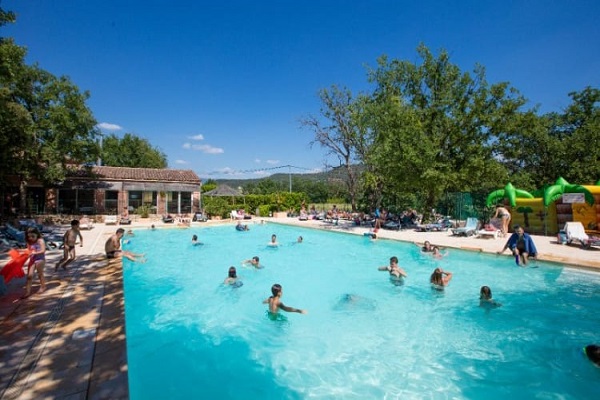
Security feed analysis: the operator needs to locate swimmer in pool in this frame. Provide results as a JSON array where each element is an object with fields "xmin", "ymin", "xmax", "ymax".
[
  {"xmin": 377, "ymin": 256, "xmax": 407, "ymax": 279},
  {"xmin": 223, "ymin": 266, "xmax": 241, "ymax": 286},
  {"xmin": 297, "ymin": 236, "xmax": 303, "ymax": 243},
  {"xmin": 584, "ymin": 344, "xmax": 600, "ymax": 367},
  {"xmin": 263, "ymin": 283, "xmax": 306, "ymax": 315},
  {"xmin": 479, "ymin": 285, "xmax": 501, "ymax": 308},
  {"xmin": 430, "ymin": 267, "xmax": 452, "ymax": 289},
  {"xmin": 235, "ymin": 221, "xmax": 249, "ymax": 231},
  {"xmin": 431, "ymin": 246, "xmax": 447, "ymax": 259},
  {"xmin": 191, "ymin": 234, "xmax": 202, "ymax": 245},
  {"xmin": 268, "ymin": 234, "xmax": 279, "ymax": 246},
  {"xmin": 421, "ymin": 241, "xmax": 434, "ymax": 252},
  {"xmin": 242, "ymin": 256, "xmax": 263, "ymax": 269}
]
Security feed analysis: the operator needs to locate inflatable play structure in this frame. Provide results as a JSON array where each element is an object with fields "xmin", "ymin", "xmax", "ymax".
[{"xmin": 486, "ymin": 179, "xmax": 600, "ymax": 236}]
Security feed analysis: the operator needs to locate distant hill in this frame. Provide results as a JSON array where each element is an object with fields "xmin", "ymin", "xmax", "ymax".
[{"xmin": 215, "ymin": 165, "xmax": 362, "ymax": 188}]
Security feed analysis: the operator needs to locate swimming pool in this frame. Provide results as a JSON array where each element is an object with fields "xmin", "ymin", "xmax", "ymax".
[{"xmin": 123, "ymin": 223, "xmax": 600, "ymax": 399}]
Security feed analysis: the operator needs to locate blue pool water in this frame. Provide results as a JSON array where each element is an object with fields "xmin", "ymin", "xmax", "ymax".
[{"xmin": 123, "ymin": 223, "xmax": 600, "ymax": 399}]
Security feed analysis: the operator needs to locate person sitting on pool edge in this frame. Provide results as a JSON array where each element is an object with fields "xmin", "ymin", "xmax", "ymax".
[
  {"xmin": 377, "ymin": 256, "xmax": 407, "ymax": 280},
  {"xmin": 430, "ymin": 267, "xmax": 452, "ymax": 289},
  {"xmin": 497, "ymin": 224, "xmax": 538, "ymax": 266},
  {"xmin": 242, "ymin": 256, "xmax": 263, "ymax": 269},
  {"xmin": 263, "ymin": 283, "xmax": 306, "ymax": 316},
  {"xmin": 105, "ymin": 228, "xmax": 146, "ymax": 262},
  {"xmin": 479, "ymin": 285, "xmax": 501, "ymax": 308}
]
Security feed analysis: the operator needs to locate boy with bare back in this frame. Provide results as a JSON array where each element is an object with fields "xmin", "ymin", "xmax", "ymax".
[
  {"xmin": 263, "ymin": 284, "xmax": 307, "ymax": 317},
  {"xmin": 56, "ymin": 219, "xmax": 83, "ymax": 271}
]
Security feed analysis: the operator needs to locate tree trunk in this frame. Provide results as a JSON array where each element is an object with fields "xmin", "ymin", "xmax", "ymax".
[{"xmin": 19, "ymin": 179, "xmax": 28, "ymax": 216}]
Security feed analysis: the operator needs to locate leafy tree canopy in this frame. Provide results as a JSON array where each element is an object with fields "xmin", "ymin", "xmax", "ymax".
[{"xmin": 100, "ymin": 133, "xmax": 167, "ymax": 168}]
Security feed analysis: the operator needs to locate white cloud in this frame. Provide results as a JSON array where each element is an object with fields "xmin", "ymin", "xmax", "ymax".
[
  {"xmin": 254, "ymin": 159, "xmax": 261, "ymax": 163},
  {"xmin": 266, "ymin": 159, "xmax": 280, "ymax": 165},
  {"xmin": 254, "ymin": 170, "xmax": 269, "ymax": 176},
  {"xmin": 97, "ymin": 122, "xmax": 122, "ymax": 131},
  {"xmin": 175, "ymin": 159, "xmax": 188, "ymax": 165},
  {"xmin": 184, "ymin": 144, "xmax": 224, "ymax": 154},
  {"xmin": 192, "ymin": 144, "xmax": 225, "ymax": 154},
  {"xmin": 217, "ymin": 167, "xmax": 241, "ymax": 175},
  {"xmin": 188, "ymin": 134, "xmax": 204, "ymax": 141}
]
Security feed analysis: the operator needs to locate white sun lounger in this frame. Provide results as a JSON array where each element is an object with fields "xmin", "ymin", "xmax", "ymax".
[
  {"xmin": 104, "ymin": 215, "xmax": 118, "ymax": 225},
  {"xmin": 451, "ymin": 217, "xmax": 479, "ymax": 237},
  {"xmin": 564, "ymin": 221, "xmax": 600, "ymax": 249}
]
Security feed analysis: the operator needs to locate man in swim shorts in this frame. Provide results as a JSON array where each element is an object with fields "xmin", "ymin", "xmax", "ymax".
[
  {"xmin": 56, "ymin": 219, "xmax": 83, "ymax": 271},
  {"xmin": 105, "ymin": 228, "xmax": 145, "ymax": 262},
  {"xmin": 498, "ymin": 224, "xmax": 538, "ymax": 266}
]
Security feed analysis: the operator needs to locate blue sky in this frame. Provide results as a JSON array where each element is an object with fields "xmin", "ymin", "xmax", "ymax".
[{"xmin": 3, "ymin": 0, "xmax": 599, "ymax": 180}]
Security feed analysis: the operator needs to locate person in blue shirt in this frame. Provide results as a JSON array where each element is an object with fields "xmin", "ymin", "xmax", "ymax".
[{"xmin": 497, "ymin": 225, "xmax": 538, "ymax": 266}]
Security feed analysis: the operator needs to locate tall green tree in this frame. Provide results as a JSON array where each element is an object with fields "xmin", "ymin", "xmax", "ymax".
[
  {"xmin": 365, "ymin": 44, "xmax": 527, "ymax": 211},
  {"xmin": 100, "ymin": 133, "xmax": 167, "ymax": 168},
  {"xmin": 559, "ymin": 87, "xmax": 600, "ymax": 183},
  {"xmin": 301, "ymin": 85, "xmax": 366, "ymax": 211},
  {"xmin": 1, "ymin": 8, "xmax": 99, "ymax": 212}
]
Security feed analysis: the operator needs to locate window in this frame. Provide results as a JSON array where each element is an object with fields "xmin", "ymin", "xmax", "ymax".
[{"xmin": 105, "ymin": 190, "xmax": 118, "ymax": 214}]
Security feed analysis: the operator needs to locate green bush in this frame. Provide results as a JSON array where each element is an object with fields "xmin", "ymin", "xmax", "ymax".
[
  {"xmin": 204, "ymin": 197, "xmax": 230, "ymax": 219},
  {"xmin": 258, "ymin": 204, "xmax": 273, "ymax": 217},
  {"xmin": 135, "ymin": 205, "xmax": 151, "ymax": 218}
]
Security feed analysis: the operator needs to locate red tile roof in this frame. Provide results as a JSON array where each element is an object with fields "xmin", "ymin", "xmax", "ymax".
[{"xmin": 69, "ymin": 166, "xmax": 201, "ymax": 184}]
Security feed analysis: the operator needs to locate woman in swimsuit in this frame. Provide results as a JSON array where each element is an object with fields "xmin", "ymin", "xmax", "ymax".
[
  {"xmin": 430, "ymin": 267, "xmax": 452, "ymax": 290},
  {"xmin": 23, "ymin": 227, "xmax": 47, "ymax": 298},
  {"xmin": 493, "ymin": 205, "xmax": 511, "ymax": 237}
]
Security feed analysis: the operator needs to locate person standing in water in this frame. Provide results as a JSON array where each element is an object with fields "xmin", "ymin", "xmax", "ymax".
[{"xmin": 263, "ymin": 284, "xmax": 307, "ymax": 316}]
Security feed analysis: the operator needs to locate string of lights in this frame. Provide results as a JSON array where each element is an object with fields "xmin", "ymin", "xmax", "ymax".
[{"xmin": 206, "ymin": 164, "xmax": 316, "ymax": 176}]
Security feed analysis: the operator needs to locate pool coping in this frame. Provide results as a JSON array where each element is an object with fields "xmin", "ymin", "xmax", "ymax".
[{"xmin": 0, "ymin": 217, "xmax": 598, "ymax": 399}]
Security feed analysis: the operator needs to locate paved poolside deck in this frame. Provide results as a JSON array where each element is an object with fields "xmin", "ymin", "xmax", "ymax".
[{"xmin": 0, "ymin": 217, "xmax": 598, "ymax": 399}]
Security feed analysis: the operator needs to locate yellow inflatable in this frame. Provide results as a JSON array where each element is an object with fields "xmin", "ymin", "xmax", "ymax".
[
  {"xmin": 571, "ymin": 186, "xmax": 600, "ymax": 231},
  {"xmin": 511, "ymin": 198, "xmax": 557, "ymax": 235}
]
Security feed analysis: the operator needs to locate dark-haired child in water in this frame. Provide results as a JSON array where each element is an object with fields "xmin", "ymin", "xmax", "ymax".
[
  {"xmin": 223, "ymin": 266, "xmax": 242, "ymax": 287},
  {"xmin": 224, "ymin": 266, "xmax": 238, "ymax": 285},
  {"xmin": 268, "ymin": 234, "xmax": 279, "ymax": 247},
  {"xmin": 479, "ymin": 285, "xmax": 501, "ymax": 308},
  {"xmin": 263, "ymin": 284, "xmax": 306, "ymax": 316},
  {"xmin": 431, "ymin": 246, "xmax": 447, "ymax": 259},
  {"xmin": 191, "ymin": 234, "xmax": 202, "ymax": 245}
]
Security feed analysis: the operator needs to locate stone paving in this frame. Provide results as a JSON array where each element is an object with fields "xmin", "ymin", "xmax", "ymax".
[{"xmin": 0, "ymin": 216, "xmax": 598, "ymax": 399}]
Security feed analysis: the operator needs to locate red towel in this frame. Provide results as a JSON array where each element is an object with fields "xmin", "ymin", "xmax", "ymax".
[{"xmin": 0, "ymin": 249, "xmax": 29, "ymax": 283}]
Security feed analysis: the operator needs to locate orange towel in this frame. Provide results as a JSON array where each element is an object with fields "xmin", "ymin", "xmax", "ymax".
[{"xmin": 0, "ymin": 249, "xmax": 29, "ymax": 283}]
